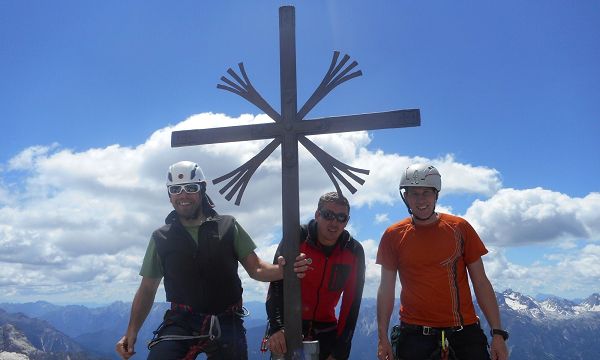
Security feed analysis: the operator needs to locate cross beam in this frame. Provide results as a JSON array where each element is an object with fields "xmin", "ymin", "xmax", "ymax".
[{"xmin": 171, "ymin": 6, "xmax": 420, "ymax": 359}]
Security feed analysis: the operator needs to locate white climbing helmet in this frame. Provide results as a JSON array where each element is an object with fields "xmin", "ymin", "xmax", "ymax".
[{"xmin": 166, "ymin": 161, "xmax": 206, "ymax": 186}]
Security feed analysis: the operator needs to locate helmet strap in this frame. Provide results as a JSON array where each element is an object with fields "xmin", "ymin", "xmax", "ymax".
[
  {"xmin": 189, "ymin": 203, "xmax": 203, "ymax": 220},
  {"xmin": 188, "ymin": 183, "xmax": 208, "ymax": 220},
  {"xmin": 400, "ymin": 188, "xmax": 438, "ymax": 222},
  {"xmin": 400, "ymin": 191, "xmax": 413, "ymax": 215},
  {"xmin": 411, "ymin": 209, "xmax": 437, "ymax": 222}
]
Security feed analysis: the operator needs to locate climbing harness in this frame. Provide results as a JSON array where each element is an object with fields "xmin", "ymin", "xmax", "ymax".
[
  {"xmin": 391, "ymin": 323, "xmax": 464, "ymax": 360},
  {"xmin": 147, "ymin": 314, "xmax": 221, "ymax": 348},
  {"xmin": 235, "ymin": 306, "xmax": 250, "ymax": 318},
  {"xmin": 147, "ymin": 301, "xmax": 249, "ymax": 350}
]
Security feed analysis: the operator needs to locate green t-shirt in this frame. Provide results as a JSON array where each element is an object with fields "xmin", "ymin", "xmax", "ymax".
[{"xmin": 139, "ymin": 219, "xmax": 256, "ymax": 278}]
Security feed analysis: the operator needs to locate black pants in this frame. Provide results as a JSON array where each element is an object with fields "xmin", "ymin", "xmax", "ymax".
[
  {"xmin": 148, "ymin": 310, "xmax": 247, "ymax": 360},
  {"xmin": 391, "ymin": 322, "xmax": 490, "ymax": 360}
]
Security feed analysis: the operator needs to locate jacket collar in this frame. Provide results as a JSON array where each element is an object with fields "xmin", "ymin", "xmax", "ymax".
[
  {"xmin": 165, "ymin": 208, "xmax": 220, "ymax": 226},
  {"xmin": 305, "ymin": 219, "xmax": 352, "ymax": 249}
]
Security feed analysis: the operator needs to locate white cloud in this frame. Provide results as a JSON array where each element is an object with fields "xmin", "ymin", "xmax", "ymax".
[
  {"xmin": 435, "ymin": 155, "xmax": 502, "ymax": 196},
  {"xmin": 465, "ymin": 188, "xmax": 600, "ymax": 246},
  {"xmin": 7, "ymin": 143, "xmax": 59, "ymax": 170},
  {"xmin": 374, "ymin": 213, "xmax": 389, "ymax": 224},
  {"xmin": 0, "ymin": 113, "xmax": 597, "ymax": 304},
  {"xmin": 482, "ymin": 245, "xmax": 600, "ymax": 299},
  {"xmin": 361, "ymin": 238, "xmax": 384, "ymax": 298}
]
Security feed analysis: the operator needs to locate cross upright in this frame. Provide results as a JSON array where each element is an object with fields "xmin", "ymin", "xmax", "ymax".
[{"xmin": 171, "ymin": 6, "xmax": 420, "ymax": 359}]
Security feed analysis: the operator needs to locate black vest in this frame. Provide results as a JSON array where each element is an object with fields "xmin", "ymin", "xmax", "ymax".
[{"xmin": 153, "ymin": 211, "xmax": 243, "ymax": 314}]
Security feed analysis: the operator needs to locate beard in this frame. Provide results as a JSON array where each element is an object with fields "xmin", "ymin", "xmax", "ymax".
[{"xmin": 175, "ymin": 202, "xmax": 201, "ymax": 220}]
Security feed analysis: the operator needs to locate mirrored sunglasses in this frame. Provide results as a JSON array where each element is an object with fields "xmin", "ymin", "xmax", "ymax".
[
  {"xmin": 319, "ymin": 209, "xmax": 349, "ymax": 223},
  {"xmin": 168, "ymin": 183, "xmax": 202, "ymax": 195}
]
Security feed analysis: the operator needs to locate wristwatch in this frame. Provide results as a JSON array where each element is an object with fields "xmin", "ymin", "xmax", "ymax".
[{"xmin": 490, "ymin": 328, "xmax": 509, "ymax": 341}]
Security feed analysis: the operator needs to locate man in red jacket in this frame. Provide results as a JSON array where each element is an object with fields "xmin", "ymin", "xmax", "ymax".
[{"xmin": 266, "ymin": 191, "xmax": 366, "ymax": 360}]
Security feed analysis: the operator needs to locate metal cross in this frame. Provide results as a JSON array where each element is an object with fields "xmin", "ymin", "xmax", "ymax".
[{"xmin": 171, "ymin": 6, "xmax": 420, "ymax": 359}]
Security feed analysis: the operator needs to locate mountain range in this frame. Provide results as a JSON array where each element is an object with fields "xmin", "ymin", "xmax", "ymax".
[{"xmin": 1, "ymin": 290, "xmax": 599, "ymax": 359}]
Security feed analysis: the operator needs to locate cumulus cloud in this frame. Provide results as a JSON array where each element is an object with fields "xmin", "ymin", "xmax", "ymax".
[
  {"xmin": 346, "ymin": 152, "xmax": 502, "ymax": 209},
  {"xmin": 0, "ymin": 112, "xmax": 597, "ymax": 303},
  {"xmin": 8, "ymin": 143, "xmax": 60, "ymax": 170},
  {"xmin": 462, "ymin": 188, "xmax": 600, "ymax": 298},
  {"xmin": 482, "ymin": 245, "xmax": 600, "ymax": 298},
  {"xmin": 435, "ymin": 155, "xmax": 502, "ymax": 196},
  {"xmin": 361, "ymin": 238, "xmax": 383, "ymax": 298},
  {"xmin": 465, "ymin": 188, "xmax": 600, "ymax": 246}
]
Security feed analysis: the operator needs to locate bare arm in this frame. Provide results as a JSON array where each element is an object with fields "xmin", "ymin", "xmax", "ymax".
[
  {"xmin": 468, "ymin": 258, "xmax": 508, "ymax": 360},
  {"xmin": 377, "ymin": 266, "xmax": 397, "ymax": 360},
  {"xmin": 241, "ymin": 251, "xmax": 283, "ymax": 282},
  {"xmin": 115, "ymin": 277, "xmax": 161, "ymax": 359},
  {"xmin": 241, "ymin": 251, "xmax": 307, "ymax": 282}
]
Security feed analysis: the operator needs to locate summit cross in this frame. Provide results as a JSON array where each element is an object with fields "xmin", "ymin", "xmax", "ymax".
[{"xmin": 171, "ymin": 6, "xmax": 420, "ymax": 359}]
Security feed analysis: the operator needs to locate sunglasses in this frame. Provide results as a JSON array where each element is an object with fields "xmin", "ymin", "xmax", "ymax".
[
  {"xmin": 319, "ymin": 209, "xmax": 349, "ymax": 223},
  {"xmin": 168, "ymin": 183, "xmax": 202, "ymax": 195}
]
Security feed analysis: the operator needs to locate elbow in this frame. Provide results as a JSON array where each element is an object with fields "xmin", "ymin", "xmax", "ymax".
[
  {"xmin": 250, "ymin": 267, "xmax": 273, "ymax": 282},
  {"xmin": 249, "ymin": 270, "xmax": 262, "ymax": 281},
  {"xmin": 244, "ymin": 266, "xmax": 260, "ymax": 281}
]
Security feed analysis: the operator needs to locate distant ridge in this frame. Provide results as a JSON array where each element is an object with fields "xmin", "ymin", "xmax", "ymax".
[
  {"xmin": 0, "ymin": 309, "xmax": 105, "ymax": 359},
  {"xmin": 1, "ymin": 290, "xmax": 599, "ymax": 359}
]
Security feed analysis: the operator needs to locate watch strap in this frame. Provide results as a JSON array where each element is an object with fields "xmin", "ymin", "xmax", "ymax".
[{"xmin": 490, "ymin": 328, "xmax": 509, "ymax": 341}]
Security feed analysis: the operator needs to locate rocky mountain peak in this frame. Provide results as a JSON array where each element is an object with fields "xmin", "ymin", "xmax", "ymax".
[{"xmin": 0, "ymin": 323, "xmax": 42, "ymax": 358}]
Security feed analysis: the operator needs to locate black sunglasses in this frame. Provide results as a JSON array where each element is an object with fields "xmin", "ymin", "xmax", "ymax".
[
  {"xmin": 168, "ymin": 183, "xmax": 202, "ymax": 195},
  {"xmin": 319, "ymin": 209, "xmax": 349, "ymax": 223}
]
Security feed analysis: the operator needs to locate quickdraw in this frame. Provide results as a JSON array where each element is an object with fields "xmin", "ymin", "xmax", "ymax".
[
  {"xmin": 440, "ymin": 330, "xmax": 449, "ymax": 360},
  {"xmin": 429, "ymin": 329, "xmax": 457, "ymax": 360},
  {"xmin": 260, "ymin": 322, "xmax": 270, "ymax": 353}
]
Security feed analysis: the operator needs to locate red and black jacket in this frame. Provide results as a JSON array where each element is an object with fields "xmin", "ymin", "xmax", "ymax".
[{"xmin": 266, "ymin": 220, "xmax": 365, "ymax": 359}]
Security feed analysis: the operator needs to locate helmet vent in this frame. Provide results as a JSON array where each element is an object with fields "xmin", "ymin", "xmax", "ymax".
[
  {"xmin": 399, "ymin": 163, "xmax": 441, "ymax": 192},
  {"xmin": 166, "ymin": 161, "xmax": 207, "ymax": 186}
]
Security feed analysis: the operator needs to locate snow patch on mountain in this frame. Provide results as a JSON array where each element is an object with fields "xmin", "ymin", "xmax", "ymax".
[{"xmin": 500, "ymin": 290, "xmax": 600, "ymax": 319}]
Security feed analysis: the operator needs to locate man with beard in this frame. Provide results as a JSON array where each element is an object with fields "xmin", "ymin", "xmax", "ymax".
[{"xmin": 116, "ymin": 161, "xmax": 306, "ymax": 360}]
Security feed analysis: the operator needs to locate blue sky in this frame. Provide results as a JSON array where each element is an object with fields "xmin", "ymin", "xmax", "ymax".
[{"xmin": 0, "ymin": 1, "xmax": 598, "ymax": 305}]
